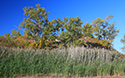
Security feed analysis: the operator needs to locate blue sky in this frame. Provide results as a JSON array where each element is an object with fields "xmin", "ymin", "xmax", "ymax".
[{"xmin": 0, "ymin": 0, "xmax": 125, "ymax": 53}]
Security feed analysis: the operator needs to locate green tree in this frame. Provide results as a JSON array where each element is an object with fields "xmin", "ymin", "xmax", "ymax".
[
  {"xmin": 121, "ymin": 34, "xmax": 125, "ymax": 51},
  {"xmin": 40, "ymin": 18, "xmax": 62, "ymax": 49},
  {"xmin": 4, "ymin": 33, "xmax": 10, "ymax": 38},
  {"xmin": 18, "ymin": 4, "xmax": 64, "ymax": 49},
  {"xmin": 92, "ymin": 15, "xmax": 119, "ymax": 43},
  {"xmin": 10, "ymin": 29, "xmax": 21, "ymax": 38},
  {"xmin": 19, "ymin": 4, "xmax": 49, "ymax": 41},
  {"xmin": 59, "ymin": 17, "xmax": 83, "ymax": 47},
  {"xmin": 104, "ymin": 15, "xmax": 119, "ymax": 42},
  {"xmin": 82, "ymin": 23, "xmax": 93, "ymax": 37}
]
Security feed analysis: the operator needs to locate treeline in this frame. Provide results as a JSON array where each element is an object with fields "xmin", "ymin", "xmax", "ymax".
[{"xmin": 0, "ymin": 4, "xmax": 120, "ymax": 49}]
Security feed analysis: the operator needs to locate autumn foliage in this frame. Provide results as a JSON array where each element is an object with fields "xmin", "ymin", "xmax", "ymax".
[{"xmin": 0, "ymin": 4, "xmax": 119, "ymax": 49}]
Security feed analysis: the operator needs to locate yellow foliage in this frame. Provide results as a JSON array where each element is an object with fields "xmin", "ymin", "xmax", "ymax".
[
  {"xmin": 50, "ymin": 22, "xmax": 52, "ymax": 25},
  {"xmin": 42, "ymin": 8, "xmax": 45, "ymax": 11},
  {"xmin": 29, "ymin": 42, "xmax": 36, "ymax": 49},
  {"xmin": 36, "ymin": 43, "xmax": 38, "ymax": 47},
  {"xmin": 60, "ymin": 22, "xmax": 63, "ymax": 24}
]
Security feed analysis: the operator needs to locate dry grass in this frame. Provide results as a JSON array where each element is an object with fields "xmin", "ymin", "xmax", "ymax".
[{"xmin": 1, "ymin": 46, "xmax": 125, "ymax": 77}]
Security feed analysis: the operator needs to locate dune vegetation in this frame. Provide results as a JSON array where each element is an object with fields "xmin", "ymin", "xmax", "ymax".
[
  {"xmin": 0, "ymin": 46, "xmax": 125, "ymax": 77},
  {"xmin": 0, "ymin": 4, "xmax": 125, "ymax": 77}
]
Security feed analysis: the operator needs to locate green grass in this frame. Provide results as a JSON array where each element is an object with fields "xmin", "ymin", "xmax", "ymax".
[{"xmin": 0, "ymin": 46, "xmax": 125, "ymax": 77}]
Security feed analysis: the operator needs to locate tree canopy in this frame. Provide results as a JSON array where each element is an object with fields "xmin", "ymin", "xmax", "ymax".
[
  {"xmin": 0, "ymin": 4, "xmax": 120, "ymax": 49},
  {"xmin": 19, "ymin": 4, "xmax": 49, "ymax": 41},
  {"xmin": 92, "ymin": 15, "xmax": 119, "ymax": 42},
  {"xmin": 121, "ymin": 34, "xmax": 125, "ymax": 52}
]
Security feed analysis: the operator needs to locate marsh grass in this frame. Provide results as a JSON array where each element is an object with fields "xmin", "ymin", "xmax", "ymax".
[{"xmin": 0, "ymin": 46, "xmax": 125, "ymax": 77}]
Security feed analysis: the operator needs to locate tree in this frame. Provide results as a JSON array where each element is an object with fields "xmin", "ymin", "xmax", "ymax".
[
  {"xmin": 19, "ymin": 4, "xmax": 49, "ymax": 41},
  {"xmin": 4, "ymin": 33, "xmax": 10, "ymax": 38},
  {"xmin": 18, "ymin": 4, "xmax": 63, "ymax": 49},
  {"xmin": 82, "ymin": 23, "xmax": 93, "ymax": 37},
  {"xmin": 104, "ymin": 15, "xmax": 119, "ymax": 42},
  {"xmin": 121, "ymin": 34, "xmax": 125, "ymax": 52},
  {"xmin": 59, "ymin": 17, "xmax": 83, "ymax": 47},
  {"xmin": 0, "ymin": 33, "xmax": 18, "ymax": 47},
  {"xmin": 92, "ymin": 15, "xmax": 119, "ymax": 43},
  {"xmin": 38, "ymin": 18, "xmax": 62, "ymax": 49},
  {"xmin": 10, "ymin": 29, "xmax": 21, "ymax": 38},
  {"xmin": 92, "ymin": 17, "xmax": 106, "ymax": 40}
]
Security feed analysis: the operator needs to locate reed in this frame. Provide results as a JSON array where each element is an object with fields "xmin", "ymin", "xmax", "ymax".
[{"xmin": 0, "ymin": 46, "xmax": 125, "ymax": 77}]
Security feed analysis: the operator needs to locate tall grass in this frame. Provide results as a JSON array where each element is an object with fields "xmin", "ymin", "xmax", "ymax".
[{"xmin": 0, "ymin": 46, "xmax": 125, "ymax": 77}]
